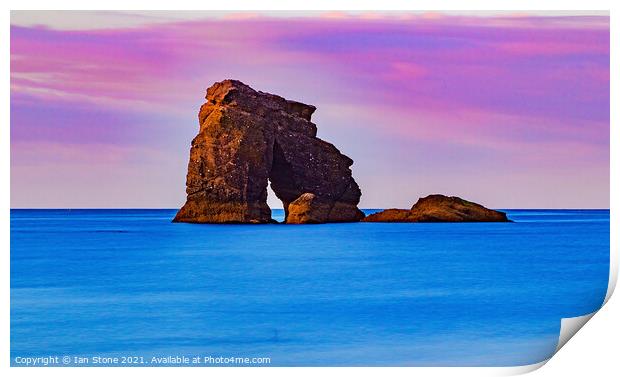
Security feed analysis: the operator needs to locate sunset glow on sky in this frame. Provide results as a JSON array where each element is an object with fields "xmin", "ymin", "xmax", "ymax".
[{"xmin": 10, "ymin": 11, "xmax": 610, "ymax": 209}]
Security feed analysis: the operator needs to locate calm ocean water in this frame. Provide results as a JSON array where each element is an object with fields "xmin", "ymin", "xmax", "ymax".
[{"xmin": 10, "ymin": 209, "xmax": 609, "ymax": 366}]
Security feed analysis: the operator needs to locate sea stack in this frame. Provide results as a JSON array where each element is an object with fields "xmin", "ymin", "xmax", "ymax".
[
  {"xmin": 174, "ymin": 79, "xmax": 364, "ymax": 224},
  {"xmin": 363, "ymin": 195, "xmax": 510, "ymax": 222}
]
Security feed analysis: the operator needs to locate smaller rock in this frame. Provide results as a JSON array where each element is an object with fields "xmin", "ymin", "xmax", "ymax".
[
  {"xmin": 363, "ymin": 194, "xmax": 511, "ymax": 222},
  {"xmin": 286, "ymin": 193, "xmax": 365, "ymax": 224},
  {"xmin": 286, "ymin": 193, "xmax": 331, "ymax": 224}
]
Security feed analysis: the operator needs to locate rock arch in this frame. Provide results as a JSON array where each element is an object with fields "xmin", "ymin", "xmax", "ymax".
[{"xmin": 173, "ymin": 80, "xmax": 364, "ymax": 224}]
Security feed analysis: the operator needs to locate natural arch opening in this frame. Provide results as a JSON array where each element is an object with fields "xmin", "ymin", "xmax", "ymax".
[
  {"xmin": 268, "ymin": 139, "xmax": 302, "ymax": 222},
  {"xmin": 266, "ymin": 182, "xmax": 285, "ymax": 222}
]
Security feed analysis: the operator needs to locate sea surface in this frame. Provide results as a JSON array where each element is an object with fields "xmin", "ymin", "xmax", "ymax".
[{"xmin": 10, "ymin": 209, "xmax": 609, "ymax": 366}]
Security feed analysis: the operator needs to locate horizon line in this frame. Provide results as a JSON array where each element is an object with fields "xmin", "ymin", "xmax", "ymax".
[{"xmin": 8, "ymin": 207, "xmax": 611, "ymax": 211}]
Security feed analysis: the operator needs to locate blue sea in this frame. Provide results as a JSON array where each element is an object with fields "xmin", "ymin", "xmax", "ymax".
[{"xmin": 10, "ymin": 209, "xmax": 609, "ymax": 366}]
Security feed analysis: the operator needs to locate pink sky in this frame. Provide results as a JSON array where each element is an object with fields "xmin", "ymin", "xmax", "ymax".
[{"xmin": 10, "ymin": 11, "xmax": 610, "ymax": 209}]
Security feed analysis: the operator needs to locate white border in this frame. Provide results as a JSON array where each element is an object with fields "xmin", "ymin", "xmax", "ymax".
[{"xmin": 3, "ymin": 1, "xmax": 617, "ymax": 376}]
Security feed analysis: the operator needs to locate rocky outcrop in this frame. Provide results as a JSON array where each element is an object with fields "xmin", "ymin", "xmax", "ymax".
[
  {"xmin": 173, "ymin": 79, "xmax": 364, "ymax": 224},
  {"xmin": 363, "ymin": 195, "xmax": 510, "ymax": 222}
]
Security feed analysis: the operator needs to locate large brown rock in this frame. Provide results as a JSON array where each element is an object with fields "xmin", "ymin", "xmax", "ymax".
[
  {"xmin": 173, "ymin": 79, "xmax": 364, "ymax": 224},
  {"xmin": 363, "ymin": 194, "xmax": 510, "ymax": 222}
]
